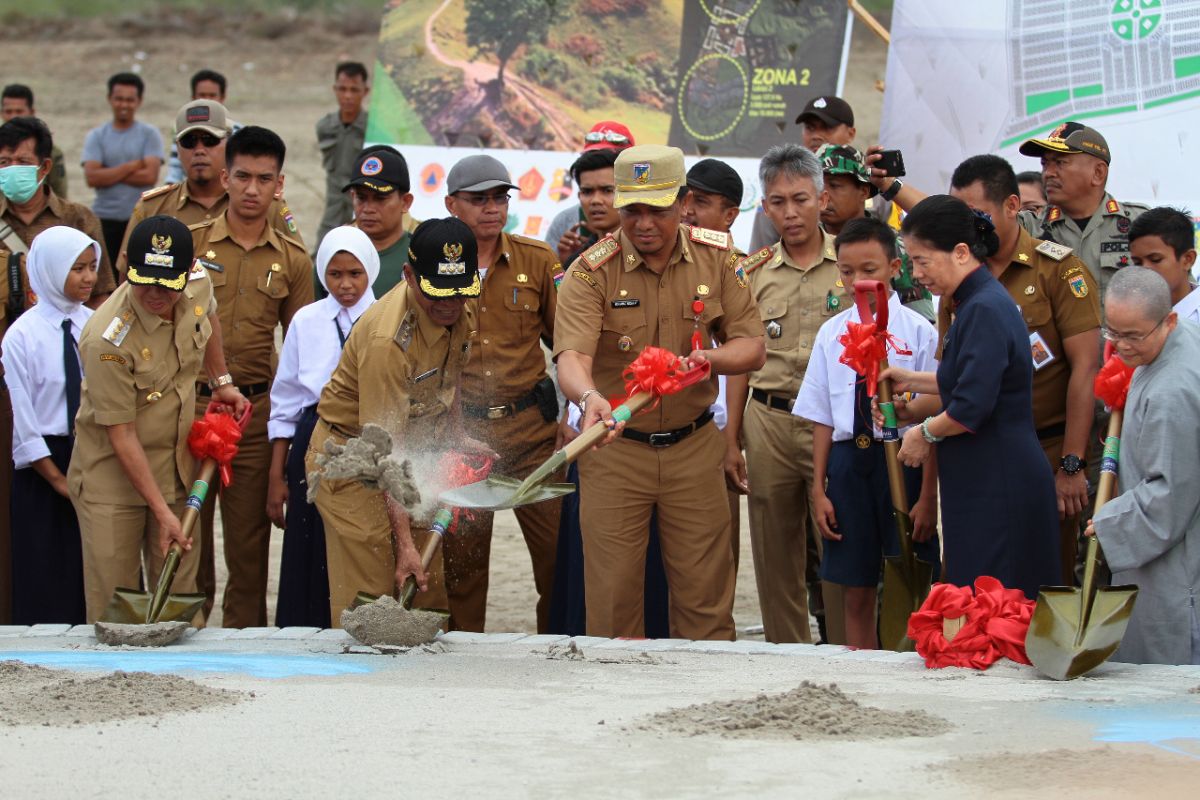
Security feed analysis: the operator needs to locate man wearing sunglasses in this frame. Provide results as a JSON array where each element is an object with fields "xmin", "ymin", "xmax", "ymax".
[
  {"xmin": 117, "ymin": 100, "xmax": 299, "ymax": 278},
  {"xmin": 442, "ymin": 154, "xmax": 563, "ymax": 633}
]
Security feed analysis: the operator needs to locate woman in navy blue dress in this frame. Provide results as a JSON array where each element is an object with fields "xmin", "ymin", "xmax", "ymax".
[{"xmin": 887, "ymin": 195, "xmax": 1059, "ymax": 599}]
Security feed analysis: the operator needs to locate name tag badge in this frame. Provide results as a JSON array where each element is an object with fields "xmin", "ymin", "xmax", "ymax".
[
  {"xmin": 1029, "ymin": 331, "xmax": 1056, "ymax": 371},
  {"xmin": 611, "ymin": 298, "xmax": 640, "ymax": 308},
  {"xmin": 413, "ymin": 368, "xmax": 439, "ymax": 383}
]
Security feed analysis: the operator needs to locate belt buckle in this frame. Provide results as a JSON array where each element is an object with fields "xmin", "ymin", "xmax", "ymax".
[
  {"xmin": 486, "ymin": 405, "xmax": 508, "ymax": 420},
  {"xmin": 648, "ymin": 432, "xmax": 674, "ymax": 448}
]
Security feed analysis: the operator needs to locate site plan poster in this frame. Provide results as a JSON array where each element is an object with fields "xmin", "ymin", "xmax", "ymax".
[{"xmin": 368, "ymin": 0, "xmax": 850, "ymax": 244}]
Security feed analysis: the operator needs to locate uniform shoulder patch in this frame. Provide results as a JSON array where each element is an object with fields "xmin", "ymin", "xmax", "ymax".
[
  {"xmin": 99, "ymin": 352, "xmax": 127, "ymax": 366},
  {"xmin": 688, "ymin": 226, "xmax": 730, "ymax": 250},
  {"xmin": 101, "ymin": 309, "xmax": 134, "ymax": 346},
  {"xmin": 1035, "ymin": 240, "xmax": 1073, "ymax": 261},
  {"xmin": 188, "ymin": 259, "xmax": 207, "ymax": 281},
  {"xmin": 1105, "ymin": 198, "xmax": 1120, "ymax": 214},
  {"xmin": 1045, "ymin": 206, "xmax": 1062, "ymax": 223},
  {"xmin": 277, "ymin": 204, "xmax": 299, "ymax": 235},
  {"xmin": 580, "ymin": 236, "xmax": 620, "ymax": 271},
  {"xmin": 571, "ymin": 269, "xmax": 599, "ymax": 289},
  {"xmin": 737, "ymin": 246, "xmax": 774, "ymax": 275},
  {"xmin": 140, "ymin": 184, "xmax": 175, "ymax": 201}
]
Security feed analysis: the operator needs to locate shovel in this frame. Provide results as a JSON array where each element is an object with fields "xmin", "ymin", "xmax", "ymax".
[
  {"xmin": 100, "ymin": 403, "xmax": 252, "ymax": 625},
  {"xmin": 1026, "ymin": 346, "xmax": 1138, "ymax": 680},
  {"xmin": 438, "ymin": 352, "xmax": 712, "ymax": 511},
  {"xmin": 352, "ymin": 507, "xmax": 455, "ymax": 615},
  {"xmin": 847, "ymin": 280, "xmax": 936, "ymax": 651}
]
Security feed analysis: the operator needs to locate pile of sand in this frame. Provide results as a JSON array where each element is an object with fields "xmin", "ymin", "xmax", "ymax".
[
  {"xmin": 94, "ymin": 621, "xmax": 190, "ymax": 647},
  {"xmin": 635, "ymin": 681, "xmax": 951, "ymax": 741},
  {"xmin": 307, "ymin": 423, "xmax": 420, "ymax": 508},
  {"xmin": 340, "ymin": 595, "xmax": 447, "ymax": 647},
  {"xmin": 0, "ymin": 661, "xmax": 242, "ymax": 727}
]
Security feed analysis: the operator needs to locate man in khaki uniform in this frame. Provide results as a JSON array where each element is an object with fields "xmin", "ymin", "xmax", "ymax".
[
  {"xmin": 555, "ymin": 144, "xmax": 765, "ymax": 641},
  {"xmin": 443, "ymin": 154, "xmax": 562, "ymax": 633},
  {"xmin": 947, "ymin": 155, "xmax": 1101, "ymax": 584},
  {"xmin": 116, "ymin": 100, "xmax": 300, "ymax": 277},
  {"xmin": 725, "ymin": 143, "xmax": 847, "ymax": 644},
  {"xmin": 190, "ymin": 126, "xmax": 313, "ymax": 627},
  {"xmin": 309, "ymin": 217, "xmax": 479, "ymax": 626},
  {"xmin": 68, "ymin": 216, "xmax": 246, "ymax": 623}
]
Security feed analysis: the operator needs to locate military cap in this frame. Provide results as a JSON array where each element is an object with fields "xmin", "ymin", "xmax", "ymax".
[
  {"xmin": 1020, "ymin": 121, "xmax": 1111, "ymax": 164},
  {"xmin": 816, "ymin": 143, "xmax": 877, "ymax": 196},
  {"xmin": 613, "ymin": 145, "xmax": 685, "ymax": 209},
  {"xmin": 407, "ymin": 217, "xmax": 481, "ymax": 298},
  {"xmin": 125, "ymin": 215, "xmax": 194, "ymax": 292}
]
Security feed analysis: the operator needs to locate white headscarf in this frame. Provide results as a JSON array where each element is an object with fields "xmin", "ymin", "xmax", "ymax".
[
  {"xmin": 315, "ymin": 225, "xmax": 380, "ymax": 294},
  {"xmin": 27, "ymin": 226, "xmax": 101, "ymax": 317}
]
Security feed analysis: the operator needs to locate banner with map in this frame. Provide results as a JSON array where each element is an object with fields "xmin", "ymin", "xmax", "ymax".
[{"xmin": 367, "ymin": 0, "xmax": 850, "ymax": 244}]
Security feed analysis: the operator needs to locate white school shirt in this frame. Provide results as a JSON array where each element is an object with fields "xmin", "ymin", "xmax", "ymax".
[
  {"xmin": 268, "ymin": 291, "xmax": 375, "ymax": 440},
  {"xmin": 793, "ymin": 291, "xmax": 937, "ymax": 442},
  {"xmin": 2, "ymin": 301, "xmax": 92, "ymax": 468},
  {"xmin": 1174, "ymin": 285, "xmax": 1200, "ymax": 324}
]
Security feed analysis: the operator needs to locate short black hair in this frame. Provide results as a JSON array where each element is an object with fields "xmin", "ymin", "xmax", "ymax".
[
  {"xmin": 1, "ymin": 84, "xmax": 34, "ymax": 109},
  {"xmin": 569, "ymin": 148, "xmax": 619, "ymax": 185},
  {"xmin": 190, "ymin": 69, "xmax": 227, "ymax": 97},
  {"xmin": 1015, "ymin": 170, "xmax": 1045, "ymax": 190},
  {"xmin": 835, "ymin": 216, "xmax": 898, "ymax": 261},
  {"xmin": 950, "ymin": 154, "xmax": 1018, "ymax": 208},
  {"xmin": 0, "ymin": 116, "xmax": 53, "ymax": 162},
  {"xmin": 335, "ymin": 61, "xmax": 369, "ymax": 82},
  {"xmin": 1128, "ymin": 206, "xmax": 1196, "ymax": 258},
  {"xmin": 225, "ymin": 125, "xmax": 286, "ymax": 171},
  {"xmin": 108, "ymin": 72, "xmax": 145, "ymax": 98},
  {"xmin": 902, "ymin": 194, "xmax": 1000, "ymax": 261}
]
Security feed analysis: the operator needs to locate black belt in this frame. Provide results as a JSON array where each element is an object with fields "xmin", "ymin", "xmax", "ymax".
[
  {"xmin": 462, "ymin": 390, "xmax": 538, "ymax": 420},
  {"xmin": 622, "ymin": 411, "xmax": 714, "ymax": 448},
  {"xmin": 197, "ymin": 381, "xmax": 270, "ymax": 398},
  {"xmin": 1036, "ymin": 422, "xmax": 1066, "ymax": 441},
  {"xmin": 751, "ymin": 388, "xmax": 794, "ymax": 413}
]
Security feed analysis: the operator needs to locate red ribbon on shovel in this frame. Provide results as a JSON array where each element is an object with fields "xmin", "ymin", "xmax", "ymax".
[
  {"xmin": 187, "ymin": 403, "xmax": 253, "ymax": 487},
  {"xmin": 1094, "ymin": 344, "xmax": 1136, "ymax": 411},
  {"xmin": 836, "ymin": 281, "xmax": 911, "ymax": 396}
]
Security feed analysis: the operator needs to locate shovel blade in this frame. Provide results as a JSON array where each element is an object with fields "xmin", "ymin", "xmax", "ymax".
[
  {"xmin": 1025, "ymin": 584, "xmax": 1139, "ymax": 680},
  {"xmin": 437, "ymin": 475, "xmax": 576, "ymax": 510},
  {"xmin": 879, "ymin": 556, "xmax": 935, "ymax": 651},
  {"xmin": 100, "ymin": 587, "xmax": 206, "ymax": 625}
]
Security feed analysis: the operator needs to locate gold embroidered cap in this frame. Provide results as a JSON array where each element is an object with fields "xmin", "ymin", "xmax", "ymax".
[
  {"xmin": 125, "ymin": 215, "xmax": 193, "ymax": 292},
  {"xmin": 614, "ymin": 145, "xmax": 685, "ymax": 209},
  {"xmin": 407, "ymin": 217, "xmax": 481, "ymax": 298}
]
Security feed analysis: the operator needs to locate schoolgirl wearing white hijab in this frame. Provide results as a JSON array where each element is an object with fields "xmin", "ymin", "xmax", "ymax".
[
  {"xmin": 269, "ymin": 226, "xmax": 378, "ymax": 627},
  {"xmin": 1, "ymin": 225, "xmax": 100, "ymax": 623}
]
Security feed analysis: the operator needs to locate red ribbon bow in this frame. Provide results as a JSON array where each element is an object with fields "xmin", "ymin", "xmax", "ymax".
[
  {"xmin": 1094, "ymin": 351, "xmax": 1136, "ymax": 411},
  {"xmin": 612, "ymin": 345, "xmax": 708, "ymax": 411},
  {"xmin": 837, "ymin": 321, "xmax": 910, "ymax": 397},
  {"xmin": 437, "ymin": 452, "xmax": 494, "ymax": 525},
  {"xmin": 907, "ymin": 577, "xmax": 1035, "ymax": 670},
  {"xmin": 187, "ymin": 411, "xmax": 244, "ymax": 487}
]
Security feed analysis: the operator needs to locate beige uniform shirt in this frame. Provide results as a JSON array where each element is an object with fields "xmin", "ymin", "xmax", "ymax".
[
  {"xmin": 189, "ymin": 214, "xmax": 313, "ymax": 387},
  {"xmin": 741, "ymin": 233, "xmax": 846, "ymax": 397},
  {"xmin": 68, "ymin": 268, "xmax": 218, "ymax": 505},
  {"xmin": 317, "ymin": 283, "xmax": 475, "ymax": 446},
  {"xmin": 117, "ymin": 182, "xmax": 301, "ymax": 276},
  {"xmin": 463, "ymin": 232, "xmax": 560, "ymax": 406},
  {"xmin": 553, "ymin": 225, "xmax": 763, "ymax": 433}
]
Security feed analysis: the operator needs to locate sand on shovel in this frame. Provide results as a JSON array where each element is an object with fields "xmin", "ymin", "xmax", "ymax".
[
  {"xmin": 0, "ymin": 660, "xmax": 242, "ymax": 727},
  {"xmin": 340, "ymin": 595, "xmax": 447, "ymax": 647},
  {"xmin": 635, "ymin": 680, "xmax": 951, "ymax": 741},
  {"xmin": 93, "ymin": 620, "xmax": 191, "ymax": 647},
  {"xmin": 306, "ymin": 423, "xmax": 421, "ymax": 507}
]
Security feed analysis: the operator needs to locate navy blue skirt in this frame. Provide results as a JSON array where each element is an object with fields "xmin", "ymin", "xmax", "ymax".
[{"xmin": 275, "ymin": 406, "xmax": 331, "ymax": 628}]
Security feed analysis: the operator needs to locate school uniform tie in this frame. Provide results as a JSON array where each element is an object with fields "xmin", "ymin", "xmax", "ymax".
[
  {"xmin": 852, "ymin": 376, "xmax": 872, "ymax": 448},
  {"xmin": 63, "ymin": 318, "xmax": 81, "ymax": 434},
  {"xmin": 334, "ymin": 309, "xmax": 353, "ymax": 349}
]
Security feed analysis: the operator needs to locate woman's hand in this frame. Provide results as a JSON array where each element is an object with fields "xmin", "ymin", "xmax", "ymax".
[
  {"xmin": 910, "ymin": 492, "xmax": 937, "ymax": 543},
  {"xmin": 872, "ymin": 395, "xmax": 914, "ymax": 428},
  {"xmin": 267, "ymin": 473, "xmax": 288, "ymax": 529},
  {"xmin": 812, "ymin": 490, "xmax": 841, "ymax": 541},
  {"xmin": 898, "ymin": 425, "xmax": 933, "ymax": 467}
]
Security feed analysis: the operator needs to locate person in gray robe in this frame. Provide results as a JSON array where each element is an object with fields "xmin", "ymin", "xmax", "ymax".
[{"xmin": 1089, "ymin": 266, "xmax": 1200, "ymax": 665}]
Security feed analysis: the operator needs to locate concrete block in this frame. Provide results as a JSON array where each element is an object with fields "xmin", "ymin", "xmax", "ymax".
[
  {"xmin": 439, "ymin": 631, "xmax": 528, "ymax": 645},
  {"xmin": 874, "ymin": 650, "xmax": 925, "ymax": 664},
  {"xmin": 271, "ymin": 627, "xmax": 321, "ymax": 640},
  {"xmin": 834, "ymin": 649, "xmax": 903, "ymax": 662},
  {"xmin": 770, "ymin": 643, "xmax": 823, "ymax": 656},
  {"xmin": 813, "ymin": 644, "xmax": 850, "ymax": 655},
  {"xmin": 189, "ymin": 627, "xmax": 237, "ymax": 640},
  {"xmin": 520, "ymin": 634, "xmax": 570, "ymax": 646},
  {"xmin": 677, "ymin": 640, "xmax": 771, "ymax": 655},
  {"xmin": 0, "ymin": 625, "xmax": 30, "ymax": 637},
  {"xmin": 228, "ymin": 627, "xmax": 280, "ymax": 639},
  {"xmin": 26, "ymin": 624, "xmax": 71, "ymax": 636},
  {"xmin": 566, "ymin": 636, "xmax": 610, "ymax": 647},
  {"xmin": 311, "ymin": 628, "xmax": 355, "ymax": 642},
  {"xmin": 66, "ymin": 625, "xmax": 94, "ymax": 637}
]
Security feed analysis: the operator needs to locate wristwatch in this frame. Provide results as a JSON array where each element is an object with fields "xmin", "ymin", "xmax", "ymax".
[
  {"xmin": 880, "ymin": 179, "xmax": 904, "ymax": 202},
  {"xmin": 577, "ymin": 389, "xmax": 600, "ymax": 416},
  {"xmin": 208, "ymin": 373, "xmax": 235, "ymax": 391},
  {"xmin": 1060, "ymin": 454, "xmax": 1086, "ymax": 475}
]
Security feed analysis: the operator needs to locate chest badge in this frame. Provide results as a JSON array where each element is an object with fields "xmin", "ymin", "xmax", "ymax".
[
  {"xmin": 1116, "ymin": 217, "xmax": 1131, "ymax": 234},
  {"xmin": 826, "ymin": 292, "xmax": 841, "ymax": 311},
  {"xmin": 1024, "ymin": 285, "xmax": 1035, "ymax": 295},
  {"xmin": 619, "ymin": 288, "xmax": 628, "ymax": 297},
  {"xmin": 141, "ymin": 348, "xmax": 152, "ymax": 361},
  {"xmin": 766, "ymin": 320, "xmax": 782, "ymax": 339},
  {"xmin": 194, "ymin": 305, "xmax": 205, "ymax": 317},
  {"xmin": 697, "ymin": 284, "xmax": 710, "ymax": 297},
  {"xmin": 516, "ymin": 273, "xmax": 528, "ymax": 283},
  {"xmin": 146, "ymin": 391, "xmax": 163, "ymax": 403},
  {"xmin": 617, "ymin": 335, "xmax": 633, "ymax": 352},
  {"xmin": 855, "ymin": 434, "xmax": 871, "ymax": 450},
  {"xmin": 205, "ymin": 250, "xmax": 216, "ymax": 260}
]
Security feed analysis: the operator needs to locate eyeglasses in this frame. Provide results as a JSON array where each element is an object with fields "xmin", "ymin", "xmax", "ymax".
[
  {"xmin": 458, "ymin": 192, "xmax": 510, "ymax": 208},
  {"xmin": 178, "ymin": 132, "xmax": 223, "ymax": 150},
  {"xmin": 1101, "ymin": 315, "xmax": 1167, "ymax": 343},
  {"xmin": 584, "ymin": 130, "xmax": 630, "ymax": 145}
]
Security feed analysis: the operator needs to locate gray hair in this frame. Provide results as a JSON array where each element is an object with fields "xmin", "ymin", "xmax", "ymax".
[
  {"xmin": 1106, "ymin": 266, "xmax": 1172, "ymax": 321},
  {"xmin": 759, "ymin": 143, "xmax": 824, "ymax": 194}
]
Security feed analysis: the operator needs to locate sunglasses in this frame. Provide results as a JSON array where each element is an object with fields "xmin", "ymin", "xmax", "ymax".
[
  {"xmin": 178, "ymin": 132, "xmax": 223, "ymax": 150},
  {"xmin": 459, "ymin": 192, "xmax": 511, "ymax": 208},
  {"xmin": 584, "ymin": 130, "xmax": 630, "ymax": 145}
]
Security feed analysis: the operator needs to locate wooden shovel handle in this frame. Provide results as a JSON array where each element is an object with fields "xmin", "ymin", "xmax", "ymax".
[{"xmin": 561, "ymin": 390, "xmax": 656, "ymax": 462}]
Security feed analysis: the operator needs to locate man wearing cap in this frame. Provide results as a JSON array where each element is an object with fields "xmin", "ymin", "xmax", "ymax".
[
  {"xmin": 545, "ymin": 121, "xmax": 634, "ymax": 259},
  {"xmin": 344, "ymin": 146, "xmax": 415, "ymax": 297},
  {"xmin": 443, "ymin": 154, "xmax": 563, "ymax": 633},
  {"xmin": 1017, "ymin": 121, "xmax": 1148, "ymax": 306},
  {"xmin": 189, "ymin": 126, "xmax": 313, "ymax": 627},
  {"xmin": 309, "ymin": 217, "xmax": 480, "ymax": 626},
  {"xmin": 117, "ymin": 100, "xmax": 299, "ymax": 277},
  {"xmin": 725, "ymin": 143, "xmax": 847, "ymax": 644},
  {"xmin": 555, "ymin": 144, "xmax": 765, "ymax": 640},
  {"xmin": 68, "ymin": 215, "xmax": 247, "ymax": 623}
]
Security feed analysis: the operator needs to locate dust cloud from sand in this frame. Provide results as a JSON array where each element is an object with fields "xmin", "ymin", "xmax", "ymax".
[
  {"xmin": 0, "ymin": 661, "xmax": 243, "ymax": 727},
  {"xmin": 634, "ymin": 681, "xmax": 951, "ymax": 741},
  {"xmin": 306, "ymin": 423, "xmax": 421, "ymax": 507}
]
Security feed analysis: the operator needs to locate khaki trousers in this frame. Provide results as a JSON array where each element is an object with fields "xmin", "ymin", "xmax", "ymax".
[
  {"xmin": 73, "ymin": 492, "xmax": 198, "ymax": 625},
  {"xmin": 578, "ymin": 422, "xmax": 734, "ymax": 640},
  {"xmin": 308, "ymin": 420, "xmax": 447, "ymax": 627},
  {"xmin": 450, "ymin": 405, "xmax": 560, "ymax": 633},
  {"xmin": 744, "ymin": 398, "xmax": 816, "ymax": 643},
  {"xmin": 197, "ymin": 391, "xmax": 273, "ymax": 628}
]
